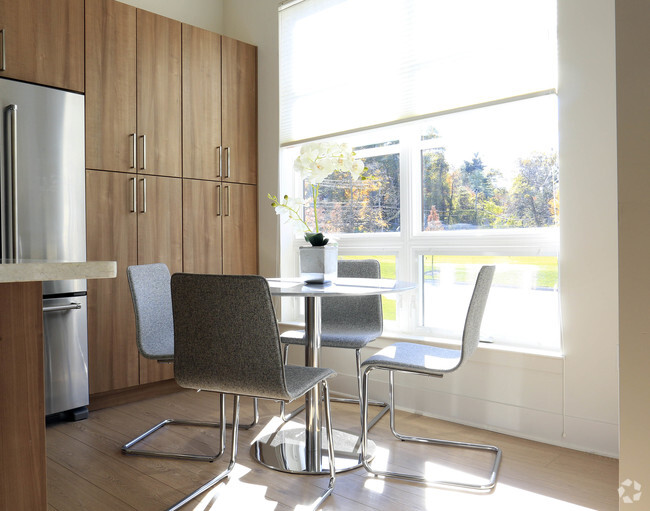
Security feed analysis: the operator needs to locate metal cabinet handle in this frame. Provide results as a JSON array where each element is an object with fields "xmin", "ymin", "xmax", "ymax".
[
  {"xmin": 216, "ymin": 185, "xmax": 221, "ymax": 216},
  {"xmin": 130, "ymin": 133, "xmax": 137, "ymax": 169},
  {"xmin": 130, "ymin": 177, "xmax": 137, "ymax": 212},
  {"xmin": 225, "ymin": 146, "xmax": 231, "ymax": 178},
  {"xmin": 1, "ymin": 29, "xmax": 5, "ymax": 72},
  {"xmin": 141, "ymin": 178, "xmax": 147, "ymax": 213},
  {"xmin": 3, "ymin": 104, "xmax": 18, "ymax": 259},
  {"xmin": 225, "ymin": 185, "xmax": 231, "ymax": 217},
  {"xmin": 217, "ymin": 146, "xmax": 222, "ymax": 178},
  {"xmin": 140, "ymin": 134, "xmax": 147, "ymax": 170},
  {"xmin": 43, "ymin": 302, "xmax": 82, "ymax": 313}
]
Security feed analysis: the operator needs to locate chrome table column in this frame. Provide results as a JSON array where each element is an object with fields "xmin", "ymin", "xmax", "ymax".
[{"xmin": 252, "ymin": 277, "xmax": 416, "ymax": 475}]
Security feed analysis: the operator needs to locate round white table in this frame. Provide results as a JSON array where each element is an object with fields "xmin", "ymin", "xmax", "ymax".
[{"xmin": 251, "ymin": 277, "xmax": 416, "ymax": 475}]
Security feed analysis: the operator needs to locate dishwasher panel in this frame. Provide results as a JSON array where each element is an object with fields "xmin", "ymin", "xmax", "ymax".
[{"xmin": 43, "ymin": 295, "xmax": 89, "ymax": 417}]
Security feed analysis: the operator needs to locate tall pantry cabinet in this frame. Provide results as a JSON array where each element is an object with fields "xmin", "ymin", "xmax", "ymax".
[
  {"xmin": 182, "ymin": 24, "xmax": 258, "ymax": 276},
  {"xmin": 85, "ymin": 0, "xmax": 258, "ymax": 395}
]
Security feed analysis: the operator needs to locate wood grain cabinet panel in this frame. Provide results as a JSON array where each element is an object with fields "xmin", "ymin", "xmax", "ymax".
[
  {"xmin": 222, "ymin": 37, "xmax": 258, "ymax": 185},
  {"xmin": 222, "ymin": 183, "xmax": 259, "ymax": 275},
  {"xmin": 85, "ymin": 0, "xmax": 137, "ymax": 173},
  {"xmin": 135, "ymin": 175, "xmax": 181, "ymax": 384},
  {"xmin": 182, "ymin": 24, "xmax": 222, "ymax": 181},
  {"xmin": 86, "ymin": 170, "xmax": 139, "ymax": 394},
  {"xmin": 0, "ymin": 282, "xmax": 46, "ymax": 510},
  {"xmin": 87, "ymin": 171, "xmax": 181, "ymax": 390},
  {"xmin": 84, "ymin": 1, "xmax": 257, "ymax": 394},
  {"xmin": 137, "ymin": 10, "xmax": 182, "ymax": 178},
  {"xmin": 183, "ymin": 179, "xmax": 223, "ymax": 274},
  {"xmin": 0, "ymin": 0, "xmax": 84, "ymax": 92},
  {"xmin": 85, "ymin": 2, "xmax": 181, "ymax": 177}
]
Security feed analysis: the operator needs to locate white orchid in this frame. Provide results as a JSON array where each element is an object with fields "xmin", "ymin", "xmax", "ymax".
[{"xmin": 271, "ymin": 141, "xmax": 367, "ymax": 246}]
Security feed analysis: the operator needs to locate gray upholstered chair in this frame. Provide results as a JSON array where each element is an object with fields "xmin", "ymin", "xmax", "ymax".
[
  {"xmin": 281, "ymin": 259, "xmax": 389, "ymax": 429},
  {"xmin": 167, "ymin": 273, "xmax": 336, "ymax": 511},
  {"xmin": 360, "ymin": 265, "xmax": 501, "ymax": 490},
  {"xmin": 122, "ymin": 263, "xmax": 259, "ymax": 461}
]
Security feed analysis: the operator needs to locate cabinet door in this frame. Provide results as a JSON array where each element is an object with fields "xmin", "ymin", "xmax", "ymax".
[
  {"xmin": 85, "ymin": 0, "xmax": 137, "ymax": 173},
  {"xmin": 222, "ymin": 37, "xmax": 258, "ymax": 185},
  {"xmin": 222, "ymin": 183, "xmax": 258, "ymax": 275},
  {"xmin": 0, "ymin": 0, "xmax": 84, "ymax": 92},
  {"xmin": 182, "ymin": 24, "xmax": 222, "ymax": 181},
  {"xmin": 137, "ymin": 9, "xmax": 182, "ymax": 178},
  {"xmin": 86, "ymin": 170, "xmax": 139, "ymax": 394},
  {"xmin": 136, "ymin": 175, "xmax": 182, "ymax": 384},
  {"xmin": 183, "ymin": 179, "xmax": 223, "ymax": 274}
]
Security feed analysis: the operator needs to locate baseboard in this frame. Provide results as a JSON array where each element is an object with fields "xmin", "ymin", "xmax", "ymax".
[
  {"xmin": 89, "ymin": 379, "xmax": 183, "ymax": 411},
  {"xmin": 329, "ymin": 371, "xmax": 619, "ymax": 458}
]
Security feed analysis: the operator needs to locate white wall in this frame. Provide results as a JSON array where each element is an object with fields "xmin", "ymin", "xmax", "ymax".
[
  {"xmin": 221, "ymin": 0, "xmax": 618, "ymax": 457},
  {"xmin": 116, "ymin": 0, "xmax": 224, "ymax": 33},
  {"xmin": 616, "ymin": 0, "xmax": 650, "ymax": 502}
]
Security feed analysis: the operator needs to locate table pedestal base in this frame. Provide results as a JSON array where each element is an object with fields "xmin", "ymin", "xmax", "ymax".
[{"xmin": 251, "ymin": 425, "xmax": 375, "ymax": 474}]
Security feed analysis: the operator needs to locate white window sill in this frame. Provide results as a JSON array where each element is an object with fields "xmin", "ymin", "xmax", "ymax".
[{"xmin": 278, "ymin": 321, "xmax": 564, "ymax": 373}]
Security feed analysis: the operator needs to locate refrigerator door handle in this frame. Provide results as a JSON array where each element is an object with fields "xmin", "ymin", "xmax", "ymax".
[
  {"xmin": 2, "ymin": 104, "xmax": 18, "ymax": 259},
  {"xmin": 43, "ymin": 302, "xmax": 82, "ymax": 313}
]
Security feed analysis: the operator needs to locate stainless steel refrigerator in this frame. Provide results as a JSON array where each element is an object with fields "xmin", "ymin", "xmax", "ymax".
[{"xmin": 1, "ymin": 77, "xmax": 88, "ymax": 419}]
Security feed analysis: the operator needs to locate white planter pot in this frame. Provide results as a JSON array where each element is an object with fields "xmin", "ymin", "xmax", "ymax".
[{"xmin": 299, "ymin": 245, "xmax": 338, "ymax": 284}]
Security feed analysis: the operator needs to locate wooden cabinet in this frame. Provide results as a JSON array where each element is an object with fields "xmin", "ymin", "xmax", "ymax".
[
  {"xmin": 222, "ymin": 183, "xmax": 259, "ymax": 274},
  {"xmin": 135, "ymin": 175, "xmax": 182, "ymax": 385},
  {"xmin": 137, "ymin": 10, "xmax": 182, "ymax": 178},
  {"xmin": 0, "ymin": 282, "xmax": 46, "ymax": 510},
  {"xmin": 182, "ymin": 24, "xmax": 222, "ymax": 182},
  {"xmin": 183, "ymin": 181, "xmax": 258, "ymax": 276},
  {"xmin": 85, "ymin": 0, "xmax": 181, "ymax": 177},
  {"xmin": 86, "ymin": 170, "xmax": 181, "ymax": 393},
  {"xmin": 0, "ymin": 0, "xmax": 84, "ymax": 92},
  {"xmin": 182, "ymin": 26, "xmax": 257, "ymax": 185},
  {"xmin": 222, "ymin": 37, "xmax": 258, "ymax": 185},
  {"xmin": 85, "ymin": 1, "xmax": 257, "ymax": 396},
  {"xmin": 86, "ymin": 170, "xmax": 138, "ymax": 394},
  {"xmin": 182, "ymin": 179, "xmax": 222, "ymax": 274},
  {"xmin": 85, "ymin": 0, "xmax": 137, "ymax": 173}
]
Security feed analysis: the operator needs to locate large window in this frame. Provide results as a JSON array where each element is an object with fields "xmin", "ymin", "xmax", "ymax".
[{"xmin": 279, "ymin": 0, "xmax": 559, "ymax": 351}]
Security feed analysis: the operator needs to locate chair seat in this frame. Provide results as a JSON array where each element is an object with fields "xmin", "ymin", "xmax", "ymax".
[
  {"xmin": 362, "ymin": 342, "xmax": 462, "ymax": 375},
  {"xmin": 284, "ymin": 365, "xmax": 336, "ymax": 401},
  {"xmin": 281, "ymin": 328, "xmax": 381, "ymax": 350}
]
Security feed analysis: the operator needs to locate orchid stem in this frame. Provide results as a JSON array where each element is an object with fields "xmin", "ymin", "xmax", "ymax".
[{"xmin": 312, "ymin": 184, "xmax": 320, "ymax": 234}]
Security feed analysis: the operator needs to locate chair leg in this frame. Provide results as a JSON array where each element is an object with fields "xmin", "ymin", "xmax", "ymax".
[
  {"xmin": 280, "ymin": 346, "xmax": 390, "ymax": 432},
  {"xmin": 362, "ymin": 367, "xmax": 502, "ymax": 491},
  {"xmin": 121, "ymin": 394, "xmax": 258, "ymax": 461},
  {"xmin": 165, "ymin": 395, "xmax": 241, "ymax": 511},
  {"xmin": 280, "ymin": 344, "xmax": 306, "ymax": 421},
  {"xmin": 311, "ymin": 380, "xmax": 336, "ymax": 510},
  {"xmin": 167, "ymin": 388, "xmax": 335, "ymax": 511}
]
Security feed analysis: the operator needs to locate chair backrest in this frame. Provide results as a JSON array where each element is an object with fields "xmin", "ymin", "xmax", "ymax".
[
  {"xmin": 321, "ymin": 259, "xmax": 383, "ymax": 337},
  {"xmin": 127, "ymin": 263, "xmax": 174, "ymax": 360},
  {"xmin": 171, "ymin": 273, "xmax": 291, "ymax": 400},
  {"xmin": 460, "ymin": 265, "xmax": 495, "ymax": 362}
]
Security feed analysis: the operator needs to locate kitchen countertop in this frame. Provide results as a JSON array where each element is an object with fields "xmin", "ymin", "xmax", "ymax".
[{"xmin": 0, "ymin": 259, "xmax": 117, "ymax": 283}]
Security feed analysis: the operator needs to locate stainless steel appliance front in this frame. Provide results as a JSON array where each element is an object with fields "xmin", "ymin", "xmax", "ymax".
[{"xmin": 1, "ymin": 77, "xmax": 88, "ymax": 417}]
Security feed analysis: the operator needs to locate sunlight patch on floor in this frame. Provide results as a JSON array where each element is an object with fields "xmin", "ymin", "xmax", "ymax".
[
  {"xmin": 423, "ymin": 482, "xmax": 599, "ymax": 511},
  {"xmin": 190, "ymin": 465, "xmax": 279, "ymax": 511}
]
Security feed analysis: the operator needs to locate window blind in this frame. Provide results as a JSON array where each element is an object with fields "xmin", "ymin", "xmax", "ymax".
[{"xmin": 279, "ymin": 0, "xmax": 557, "ymax": 146}]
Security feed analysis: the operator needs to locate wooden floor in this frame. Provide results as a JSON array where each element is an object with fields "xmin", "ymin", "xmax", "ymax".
[{"xmin": 46, "ymin": 390, "xmax": 618, "ymax": 511}]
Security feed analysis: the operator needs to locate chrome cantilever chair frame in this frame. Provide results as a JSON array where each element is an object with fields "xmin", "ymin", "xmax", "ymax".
[
  {"xmin": 122, "ymin": 263, "xmax": 259, "ymax": 462},
  {"xmin": 280, "ymin": 259, "xmax": 389, "ymax": 430},
  {"xmin": 167, "ymin": 384, "xmax": 336, "ymax": 511},
  {"xmin": 360, "ymin": 265, "xmax": 502, "ymax": 491},
  {"xmin": 166, "ymin": 273, "xmax": 336, "ymax": 511}
]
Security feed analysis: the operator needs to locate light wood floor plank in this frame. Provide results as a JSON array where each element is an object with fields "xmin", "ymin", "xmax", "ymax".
[{"xmin": 46, "ymin": 390, "xmax": 618, "ymax": 511}]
